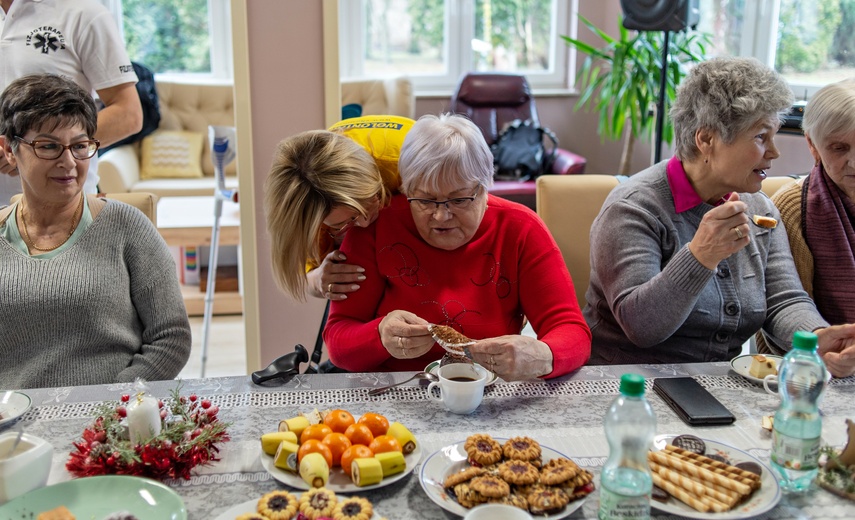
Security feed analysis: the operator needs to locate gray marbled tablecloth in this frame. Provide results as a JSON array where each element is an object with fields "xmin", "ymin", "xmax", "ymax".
[{"xmin": 7, "ymin": 362, "xmax": 855, "ymax": 519}]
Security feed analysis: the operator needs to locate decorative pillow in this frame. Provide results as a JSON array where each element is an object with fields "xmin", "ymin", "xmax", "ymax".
[{"xmin": 140, "ymin": 130, "xmax": 204, "ymax": 179}]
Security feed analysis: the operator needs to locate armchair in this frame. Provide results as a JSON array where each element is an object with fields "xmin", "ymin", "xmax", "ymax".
[{"xmin": 449, "ymin": 72, "xmax": 586, "ymax": 208}]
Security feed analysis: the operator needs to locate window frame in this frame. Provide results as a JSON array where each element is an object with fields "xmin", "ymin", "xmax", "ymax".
[{"xmin": 339, "ymin": 0, "xmax": 576, "ymax": 94}]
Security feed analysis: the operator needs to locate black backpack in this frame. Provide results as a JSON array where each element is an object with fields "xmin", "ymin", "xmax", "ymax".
[
  {"xmin": 99, "ymin": 61, "xmax": 161, "ymax": 154},
  {"xmin": 491, "ymin": 119, "xmax": 558, "ymax": 181}
]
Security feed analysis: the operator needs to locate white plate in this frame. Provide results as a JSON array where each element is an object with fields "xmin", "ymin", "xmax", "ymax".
[
  {"xmin": 419, "ymin": 439, "xmax": 588, "ymax": 519},
  {"xmin": 0, "ymin": 391, "xmax": 31, "ymax": 428},
  {"xmin": 651, "ymin": 434, "xmax": 781, "ymax": 519},
  {"xmin": 730, "ymin": 355, "xmax": 783, "ymax": 385},
  {"xmin": 261, "ymin": 441, "xmax": 422, "ymax": 493},
  {"xmin": 425, "ymin": 361, "xmax": 499, "ymax": 386},
  {"xmin": 214, "ymin": 497, "xmax": 380, "ymax": 520}
]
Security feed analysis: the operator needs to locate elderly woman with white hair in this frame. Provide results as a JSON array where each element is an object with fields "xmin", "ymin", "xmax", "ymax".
[
  {"xmin": 323, "ymin": 113, "xmax": 591, "ymax": 381},
  {"xmin": 584, "ymin": 57, "xmax": 855, "ymax": 377}
]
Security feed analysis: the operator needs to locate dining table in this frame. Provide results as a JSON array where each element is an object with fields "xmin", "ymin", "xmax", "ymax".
[{"xmin": 7, "ymin": 361, "xmax": 855, "ymax": 519}]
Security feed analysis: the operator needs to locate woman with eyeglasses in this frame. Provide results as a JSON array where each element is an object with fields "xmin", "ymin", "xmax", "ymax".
[
  {"xmin": 265, "ymin": 116, "xmax": 413, "ymax": 302},
  {"xmin": 323, "ymin": 114, "xmax": 591, "ymax": 381},
  {"xmin": 0, "ymin": 74, "xmax": 191, "ymax": 389}
]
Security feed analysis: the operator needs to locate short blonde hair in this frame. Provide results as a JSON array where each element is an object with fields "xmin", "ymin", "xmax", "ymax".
[
  {"xmin": 265, "ymin": 130, "xmax": 385, "ymax": 300},
  {"xmin": 803, "ymin": 79, "xmax": 855, "ymax": 146},
  {"xmin": 398, "ymin": 113, "xmax": 494, "ymax": 196}
]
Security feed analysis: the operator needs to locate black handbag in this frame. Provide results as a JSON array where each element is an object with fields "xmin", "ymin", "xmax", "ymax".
[{"xmin": 491, "ymin": 119, "xmax": 558, "ymax": 181}]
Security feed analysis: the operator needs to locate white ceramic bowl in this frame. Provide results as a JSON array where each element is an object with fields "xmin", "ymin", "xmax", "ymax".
[
  {"xmin": 464, "ymin": 503, "xmax": 534, "ymax": 520},
  {"xmin": 0, "ymin": 432, "xmax": 53, "ymax": 504}
]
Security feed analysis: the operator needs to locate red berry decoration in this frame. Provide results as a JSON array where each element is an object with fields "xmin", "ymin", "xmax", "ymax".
[
  {"xmin": 116, "ymin": 406, "xmax": 127, "ymax": 418},
  {"xmin": 189, "ymin": 394, "xmax": 198, "ymax": 402},
  {"xmin": 201, "ymin": 399, "xmax": 212, "ymax": 409},
  {"xmin": 120, "ymin": 395, "xmax": 130, "ymax": 403}
]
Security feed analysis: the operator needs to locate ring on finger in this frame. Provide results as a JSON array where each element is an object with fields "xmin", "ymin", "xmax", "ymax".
[
  {"xmin": 490, "ymin": 355, "xmax": 495, "ymax": 367},
  {"xmin": 328, "ymin": 283, "xmax": 334, "ymax": 294},
  {"xmin": 733, "ymin": 227, "xmax": 744, "ymax": 240},
  {"xmin": 397, "ymin": 335, "xmax": 404, "ymax": 355}
]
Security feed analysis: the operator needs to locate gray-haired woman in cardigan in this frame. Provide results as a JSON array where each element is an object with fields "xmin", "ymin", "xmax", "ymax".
[
  {"xmin": 584, "ymin": 57, "xmax": 855, "ymax": 378},
  {"xmin": 0, "ymin": 74, "xmax": 191, "ymax": 389}
]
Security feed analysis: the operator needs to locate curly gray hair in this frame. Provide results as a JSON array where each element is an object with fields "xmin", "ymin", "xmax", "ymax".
[{"xmin": 670, "ymin": 57, "xmax": 793, "ymax": 161}]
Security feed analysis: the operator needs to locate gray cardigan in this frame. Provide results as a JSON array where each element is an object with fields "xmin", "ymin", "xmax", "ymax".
[
  {"xmin": 584, "ymin": 161, "xmax": 827, "ymax": 364},
  {"xmin": 0, "ymin": 199, "xmax": 191, "ymax": 389}
]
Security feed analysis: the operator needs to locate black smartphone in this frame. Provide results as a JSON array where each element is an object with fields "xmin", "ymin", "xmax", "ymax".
[{"xmin": 652, "ymin": 377, "xmax": 735, "ymax": 426}]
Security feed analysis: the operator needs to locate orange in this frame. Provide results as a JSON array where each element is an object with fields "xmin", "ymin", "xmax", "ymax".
[
  {"xmin": 369, "ymin": 434, "xmax": 402, "ymax": 455},
  {"xmin": 323, "ymin": 409, "xmax": 356, "ymax": 434},
  {"xmin": 297, "ymin": 438, "xmax": 333, "ymax": 467},
  {"xmin": 321, "ymin": 432, "xmax": 352, "ymax": 467},
  {"xmin": 300, "ymin": 423, "xmax": 333, "ymax": 444},
  {"xmin": 344, "ymin": 423, "xmax": 374, "ymax": 447},
  {"xmin": 357, "ymin": 412, "xmax": 390, "ymax": 438},
  {"xmin": 340, "ymin": 444, "xmax": 374, "ymax": 476}
]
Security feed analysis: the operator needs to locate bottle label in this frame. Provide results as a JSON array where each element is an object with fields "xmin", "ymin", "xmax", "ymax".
[
  {"xmin": 771, "ymin": 430, "xmax": 820, "ymax": 470},
  {"xmin": 598, "ymin": 487, "xmax": 650, "ymax": 520}
]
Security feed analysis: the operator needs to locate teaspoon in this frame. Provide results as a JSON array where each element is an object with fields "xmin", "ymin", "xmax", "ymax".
[{"xmin": 368, "ymin": 372, "xmax": 438, "ymax": 396}]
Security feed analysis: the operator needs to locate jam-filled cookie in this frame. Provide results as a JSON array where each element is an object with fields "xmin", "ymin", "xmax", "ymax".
[
  {"xmin": 489, "ymin": 492, "xmax": 529, "ymax": 510},
  {"xmin": 469, "ymin": 475, "xmax": 511, "ymax": 498},
  {"xmin": 332, "ymin": 496, "xmax": 373, "ymax": 520},
  {"xmin": 298, "ymin": 487, "xmax": 338, "ymax": 520},
  {"xmin": 258, "ymin": 490, "xmax": 299, "ymax": 520},
  {"xmin": 502, "ymin": 436, "xmax": 541, "ymax": 462},
  {"xmin": 444, "ymin": 466, "xmax": 486, "ymax": 488},
  {"xmin": 452, "ymin": 482, "xmax": 489, "ymax": 508},
  {"xmin": 540, "ymin": 457, "xmax": 580, "ymax": 485},
  {"xmin": 465, "ymin": 434, "xmax": 503, "ymax": 466},
  {"xmin": 498, "ymin": 459, "xmax": 540, "ymax": 485},
  {"xmin": 526, "ymin": 486, "xmax": 570, "ymax": 515}
]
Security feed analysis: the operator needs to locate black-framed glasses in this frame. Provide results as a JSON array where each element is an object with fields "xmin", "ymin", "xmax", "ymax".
[
  {"xmin": 407, "ymin": 185, "xmax": 481, "ymax": 213},
  {"xmin": 14, "ymin": 136, "xmax": 100, "ymax": 160},
  {"xmin": 326, "ymin": 216, "xmax": 358, "ymax": 239}
]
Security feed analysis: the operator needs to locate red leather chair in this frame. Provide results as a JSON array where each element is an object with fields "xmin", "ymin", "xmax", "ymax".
[{"xmin": 449, "ymin": 72, "xmax": 586, "ymax": 209}]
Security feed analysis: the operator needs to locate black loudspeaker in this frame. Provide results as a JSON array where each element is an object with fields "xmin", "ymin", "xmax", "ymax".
[{"xmin": 621, "ymin": 0, "xmax": 700, "ymax": 32}]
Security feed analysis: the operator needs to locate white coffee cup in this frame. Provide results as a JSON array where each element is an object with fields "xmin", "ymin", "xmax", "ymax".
[
  {"xmin": 427, "ymin": 363, "xmax": 487, "ymax": 414},
  {"xmin": 0, "ymin": 432, "xmax": 53, "ymax": 504},
  {"xmin": 464, "ymin": 503, "xmax": 533, "ymax": 520}
]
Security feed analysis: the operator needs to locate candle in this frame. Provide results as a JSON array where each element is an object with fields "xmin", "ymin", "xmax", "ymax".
[{"xmin": 127, "ymin": 393, "xmax": 162, "ymax": 445}]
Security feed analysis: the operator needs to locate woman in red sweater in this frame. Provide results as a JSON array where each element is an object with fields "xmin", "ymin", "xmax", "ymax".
[{"xmin": 323, "ymin": 114, "xmax": 591, "ymax": 380}]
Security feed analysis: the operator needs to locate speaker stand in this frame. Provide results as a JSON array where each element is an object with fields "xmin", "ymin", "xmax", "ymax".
[{"xmin": 654, "ymin": 31, "xmax": 670, "ymax": 164}]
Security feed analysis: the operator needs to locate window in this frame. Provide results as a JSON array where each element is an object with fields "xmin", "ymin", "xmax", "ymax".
[
  {"xmin": 115, "ymin": 0, "xmax": 233, "ymax": 80},
  {"xmin": 698, "ymin": 0, "xmax": 854, "ymax": 98},
  {"xmin": 339, "ymin": 0, "xmax": 574, "ymax": 93}
]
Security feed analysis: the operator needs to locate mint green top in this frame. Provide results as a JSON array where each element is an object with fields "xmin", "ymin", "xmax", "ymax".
[
  {"xmin": 792, "ymin": 330, "xmax": 819, "ymax": 351},
  {"xmin": 0, "ymin": 196, "xmax": 93, "ymax": 259},
  {"xmin": 620, "ymin": 373, "xmax": 646, "ymax": 397}
]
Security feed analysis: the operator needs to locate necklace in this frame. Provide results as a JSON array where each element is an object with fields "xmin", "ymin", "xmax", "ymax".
[{"xmin": 19, "ymin": 193, "xmax": 85, "ymax": 252}]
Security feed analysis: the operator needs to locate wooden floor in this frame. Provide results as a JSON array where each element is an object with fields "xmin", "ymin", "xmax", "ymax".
[{"xmin": 179, "ymin": 314, "xmax": 247, "ymax": 379}]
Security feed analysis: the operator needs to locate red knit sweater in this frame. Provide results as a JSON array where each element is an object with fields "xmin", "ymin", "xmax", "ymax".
[{"xmin": 324, "ymin": 194, "xmax": 591, "ymax": 377}]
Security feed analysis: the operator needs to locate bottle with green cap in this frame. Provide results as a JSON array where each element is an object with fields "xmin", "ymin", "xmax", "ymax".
[
  {"xmin": 771, "ymin": 330, "xmax": 827, "ymax": 492},
  {"xmin": 598, "ymin": 373, "xmax": 656, "ymax": 520}
]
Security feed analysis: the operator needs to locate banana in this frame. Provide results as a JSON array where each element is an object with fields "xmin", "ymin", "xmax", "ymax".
[
  {"xmin": 273, "ymin": 440, "xmax": 300, "ymax": 472},
  {"xmin": 301, "ymin": 408, "xmax": 324, "ymax": 425},
  {"xmin": 299, "ymin": 452, "xmax": 330, "ymax": 488},
  {"xmin": 261, "ymin": 431, "xmax": 299, "ymax": 456},
  {"xmin": 386, "ymin": 422, "xmax": 417, "ymax": 454},
  {"xmin": 279, "ymin": 415, "xmax": 310, "ymax": 438},
  {"xmin": 374, "ymin": 451, "xmax": 406, "ymax": 477},
  {"xmin": 351, "ymin": 457, "xmax": 383, "ymax": 486}
]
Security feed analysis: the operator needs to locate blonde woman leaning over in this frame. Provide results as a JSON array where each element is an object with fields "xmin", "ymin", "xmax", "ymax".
[{"xmin": 265, "ymin": 116, "xmax": 413, "ymax": 302}]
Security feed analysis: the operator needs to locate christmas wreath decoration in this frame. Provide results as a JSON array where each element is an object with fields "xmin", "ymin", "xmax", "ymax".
[{"xmin": 67, "ymin": 384, "xmax": 230, "ymax": 480}]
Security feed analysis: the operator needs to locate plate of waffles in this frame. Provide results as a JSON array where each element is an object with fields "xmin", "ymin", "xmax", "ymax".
[
  {"xmin": 650, "ymin": 434, "xmax": 781, "ymax": 519},
  {"xmin": 419, "ymin": 434, "xmax": 593, "ymax": 519}
]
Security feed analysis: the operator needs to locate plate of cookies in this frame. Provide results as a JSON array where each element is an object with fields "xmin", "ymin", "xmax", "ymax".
[
  {"xmin": 213, "ymin": 488, "xmax": 381, "ymax": 520},
  {"xmin": 419, "ymin": 434, "xmax": 594, "ymax": 519},
  {"xmin": 650, "ymin": 434, "xmax": 781, "ymax": 519}
]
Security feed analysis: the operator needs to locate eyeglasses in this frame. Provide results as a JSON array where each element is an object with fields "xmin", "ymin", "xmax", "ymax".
[
  {"xmin": 407, "ymin": 186, "xmax": 481, "ymax": 213},
  {"xmin": 326, "ymin": 216, "xmax": 358, "ymax": 239},
  {"xmin": 14, "ymin": 136, "xmax": 100, "ymax": 160}
]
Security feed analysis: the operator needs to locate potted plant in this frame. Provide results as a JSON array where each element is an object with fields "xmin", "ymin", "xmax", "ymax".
[{"xmin": 562, "ymin": 15, "xmax": 710, "ymax": 175}]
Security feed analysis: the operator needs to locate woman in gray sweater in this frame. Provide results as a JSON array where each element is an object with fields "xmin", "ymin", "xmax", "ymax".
[
  {"xmin": 584, "ymin": 57, "xmax": 855, "ymax": 377},
  {"xmin": 0, "ymin": 74, "xmax": 191, "ymax": 389}
]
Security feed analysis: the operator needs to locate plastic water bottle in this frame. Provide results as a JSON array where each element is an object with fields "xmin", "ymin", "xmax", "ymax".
[
  {"xmin": 598, "ymin": 373, "xmax": 656, "ymax": 520},
  {"xmin": 771, "ymin": 330, "xmax": 827, "ymax": 492}
]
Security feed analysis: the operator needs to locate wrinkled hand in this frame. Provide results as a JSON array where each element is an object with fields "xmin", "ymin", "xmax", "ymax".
[
  {"xmin": 306, "ymin": 250, "xmax": 366, "ymax": 300},
  {"xmin": 379, "ymin": 310, "xmax": 433, "ymax": 359},
  {"xmin": 470, "ymin": 335, "xmax": 553, "ymax": 381},
  {"xmin": 816, "ymin": 324, "xmax": 855, "ymax": 378},
  {"xmin": 0, "ymin": 154, "xmax": 18, "ymax": 177},
  {"xmin": 688, "ymin": 193, "xmax": 750, "ymax": 269}
]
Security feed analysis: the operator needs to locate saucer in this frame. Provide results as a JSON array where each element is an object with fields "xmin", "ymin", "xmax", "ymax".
[
  {"xmin": 425, "ymin": 361, "xmax": 499, "ymax": 386},
  {"xmin": 0, "ymin": 391, "xmax": 31, "ymax": 428}
]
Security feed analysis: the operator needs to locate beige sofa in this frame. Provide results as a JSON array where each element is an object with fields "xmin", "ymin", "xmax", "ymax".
[{"xmin": 98, "ymin": 77, "xmax": 415, "ymax": 197}]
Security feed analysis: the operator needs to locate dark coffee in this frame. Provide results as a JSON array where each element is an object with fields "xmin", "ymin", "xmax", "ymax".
[{"xmin": 448, "ymin": 376, "xmax": 477, "ymax": 382}]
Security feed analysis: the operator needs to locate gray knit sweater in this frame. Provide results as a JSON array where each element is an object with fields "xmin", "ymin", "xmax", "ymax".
[
  {"xmin": 584, "ymin": 161, "xmax": 827, "ymax": 364},
  {"xmin": 0, "ymin": 199, "xmax": 191, "ymax": 389}
]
